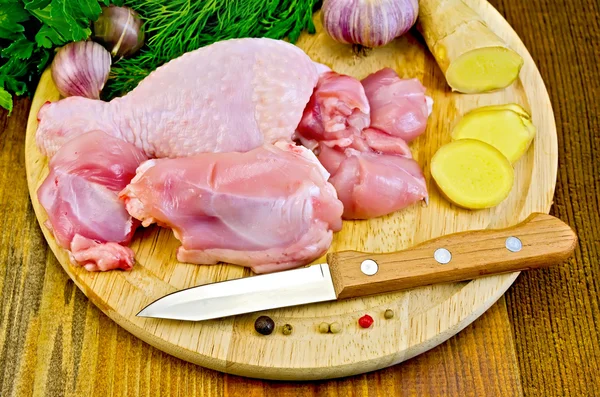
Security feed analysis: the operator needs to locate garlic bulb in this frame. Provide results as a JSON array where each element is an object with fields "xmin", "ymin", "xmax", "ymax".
[
  {"xmin": 322, "ymin": 0, "xmax": 419, "ymax": 48},
  {"xmin": 51, "ymin": 41, "xmax": 112, "ymax": 99},
  {"xmin": 93, "ymin": 6, "xmax": 145, "ymax": 58}
]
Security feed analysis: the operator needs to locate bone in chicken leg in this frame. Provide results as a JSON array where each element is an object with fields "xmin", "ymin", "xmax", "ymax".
[{"xmin": 36, "ymin": 38, "xmax": 320, "ymax": 158}]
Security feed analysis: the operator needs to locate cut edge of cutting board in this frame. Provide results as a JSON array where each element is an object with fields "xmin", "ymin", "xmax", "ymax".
[{"xmin": 24, "ymin": 0, "xmax": 557, "ymax": 381}]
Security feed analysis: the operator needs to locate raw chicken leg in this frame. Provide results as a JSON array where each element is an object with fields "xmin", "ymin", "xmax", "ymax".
[
  {"xmin": 37, "ymin": 131, "xmax": 148, "ymax": 271},
  {"xmin": 36, "ymin": 38, "xmax": 320, "ymax": 157},
  {"xmin": 119, "ymin": 143, "xmax": 344, "ymax": 273}
]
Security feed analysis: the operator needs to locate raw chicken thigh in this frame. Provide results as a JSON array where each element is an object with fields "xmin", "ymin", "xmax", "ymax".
[
  {"xmin": 119, "ymin": 143, "xmax": 344, "ymax": 273},
  {"xmin": 37, "ymin": 131, "xmax": 148, "ymax": 271},
  {"xmin": 318, "ymin": 146, "xmax": 428, "ymax": 219},
  {"xmin": 361, "ymin": 68, "xmax": 433, "ymax": 142},
  {"xmin": 36, "ymin": 38, "xmax": 320, "ymax": 158}
]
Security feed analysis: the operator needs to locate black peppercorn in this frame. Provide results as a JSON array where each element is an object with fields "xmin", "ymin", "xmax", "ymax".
[{"xmin": 254, "ymin": 315, "xmax": 275, "ymax": 335}]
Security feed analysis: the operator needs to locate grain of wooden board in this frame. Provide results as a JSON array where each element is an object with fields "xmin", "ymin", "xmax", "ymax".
[
  {"xmin": 1, "ymin": 0, "xmax": 599, "ymax": 395},
  {"xmin": 23, "ymin": 0, "xmax": 557, "ymax": 381}
]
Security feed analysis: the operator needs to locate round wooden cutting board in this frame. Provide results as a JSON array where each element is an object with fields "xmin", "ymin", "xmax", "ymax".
[{"xmin": 24, "ymin": 0, "xmax": 557, "ymax": 380}]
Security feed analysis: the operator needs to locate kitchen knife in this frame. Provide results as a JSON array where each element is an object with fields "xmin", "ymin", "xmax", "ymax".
[{"xmin": 137, "ymin": 213, "xmax": 577, "ymax": 321}]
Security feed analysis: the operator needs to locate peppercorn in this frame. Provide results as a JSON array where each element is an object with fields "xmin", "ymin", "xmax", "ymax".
[
  {"xmin": 254, "ymin": 315, "xmax": 275, "ymax": 335},
  {"xmin": 329, "ymin": 322, "xmax": 342, "ymax": 334},
  {"xmin": 282, "ymin": 323, "xmax": 293, "ymax": 335},
  {"xmin": 318, "ymin": 322, "xmax": 330, "ymax": 333},
  {"xmin": 384, "ymin": 309, "xmax": 394, "ymax": 319},
  {"xmin": 358, "ymin": 314, "xmax": 374, "ymax": 328}
]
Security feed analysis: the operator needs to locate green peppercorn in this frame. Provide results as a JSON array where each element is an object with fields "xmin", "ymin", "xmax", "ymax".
[
  {"xmin": 329, "ymin": 322, "xmax": 342, "ymax": 334},
  {"xmin": 318, "ymin": 322, "xmax": 330, "ymax": 333},
  {"xmin": 384, "ymin": 309, "xmax": 394, "ymax": 319},
  {"xmin": 254, "ymin": 315, "xmax": 275, "ymax": 335},
  {"xmin": 282, "ymin": 323, "xmax": 293, "ymax": 335}
]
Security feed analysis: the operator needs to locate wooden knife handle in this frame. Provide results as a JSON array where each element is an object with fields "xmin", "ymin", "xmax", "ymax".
[{"xmin": 326, "ymin": 213, "xmax": 577, "ymax": 300}]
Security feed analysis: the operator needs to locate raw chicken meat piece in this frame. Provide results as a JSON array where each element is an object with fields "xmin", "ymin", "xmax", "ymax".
[
  {"xmin": 295, "ymin": 68, "xmax": 431, "ymax": 219},
  {"xmin": 36, "ymin": 38, "xmax": 320, "ymax": 157},
  {"xmin": 37, "ymin": 131, "xmax": 148, "ymax": 271},
  {"xmin": 119, "ymin": 142, "xmax": 344, "ymax": 274},
  {"xmin": 361, "ymin": 68, "xmax": 433, "ymax": 142},
  {"xmin": 296, "ymin": 71, "xmax": 370, "ymax": 150},
  {"xmin": 295, "ymin": 70, "xmax": 417, "ymax": 155},
  {"xmin": 318, "ymin": 146, "xmax": 428, "ymax": 219},
  {"xmin": 348, "ymin": 128, "xmax": 413, "ymax": 157}
]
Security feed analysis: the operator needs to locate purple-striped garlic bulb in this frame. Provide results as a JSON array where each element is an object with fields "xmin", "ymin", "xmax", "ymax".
[
  {"xmin": 322, "ymin": 0, "xmax": 419, "ymax": 48},
  {"xmin": 51, "ymin": 41, "xmax": 112, "ymax": 99}
]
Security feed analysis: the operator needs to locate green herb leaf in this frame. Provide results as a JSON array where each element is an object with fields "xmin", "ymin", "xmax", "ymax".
[
  {"xmin": 69, "ymin": 0, "xmax": 102, "ymax": 22},
  {"xmin": 31, "ymin": 0, "xmax": 95, "ymax": 45},
  {"xmin": 0, "ymin": 87, "xmax": 13, "ymax": 114},
  {"xmin": 49, "ymin": 0, "xmax": 90, "ymax": 42},
  {"xmin": 0, "ymin": 3, "xmax": 29, "ymax": 40},
  {"xmin": 35, "ymin": 24, "xmax": 65, "ymax": 48},
  {"xmin": 36, "ymin": 48, "xmax": 51, "ymax": 72},
  {"xmin": 1, "ymin": 34, "xmax": 35, "ymax": 59},
  {"xmin": 0, "ymin": 74, "xmax": 27, "ymax": 96},
  {"xmin": 23, "ymin": 0, "xmax": 51, "ymax": 10}
]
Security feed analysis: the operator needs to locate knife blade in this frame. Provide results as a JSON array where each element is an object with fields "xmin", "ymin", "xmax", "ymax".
[{"xmin": 137, "ymin": 213, "xmax": 577, "ymax": 321}]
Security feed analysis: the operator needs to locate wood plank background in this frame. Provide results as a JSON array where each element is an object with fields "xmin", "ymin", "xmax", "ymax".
[{"xmin": 0, "ymin": 0, "xmax": 598, "ymax": 395}]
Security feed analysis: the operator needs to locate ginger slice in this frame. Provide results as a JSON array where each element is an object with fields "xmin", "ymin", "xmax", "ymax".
[
  {"xmin": 451, "ymin": 104, "xmax": 536, "ymax": 163},
  {"xmin": 418, "ymin": 0, "xmax": 524, "ymax": 93},
  {"xmin": 431, "ymin": 139, "xmax": 514, "ymax": 209}
]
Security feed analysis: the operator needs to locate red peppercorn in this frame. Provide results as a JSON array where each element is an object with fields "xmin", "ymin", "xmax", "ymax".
[{"xmin": 358, "ymin": 314, "xmax": 374, "ymax": 328}]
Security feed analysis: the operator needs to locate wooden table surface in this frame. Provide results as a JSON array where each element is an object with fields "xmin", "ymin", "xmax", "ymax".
[{"xmin": 1, "ymin": 0, "xmax": 598, "ymax": 395}]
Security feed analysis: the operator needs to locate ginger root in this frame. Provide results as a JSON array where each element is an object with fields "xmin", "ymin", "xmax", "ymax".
[
  {"xmin": 431, "ymin": 139, "xmax": 514, "ymax": 209},
  {"xmin": 451, "ymin": 103, "xmax": 536, "ymax": 163},
  {"xmin": 418, "ymin": 0, "xmax": 524, "ymax": 93}
]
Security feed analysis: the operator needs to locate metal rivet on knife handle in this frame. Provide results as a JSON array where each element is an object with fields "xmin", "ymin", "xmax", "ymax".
[
  {"xmin": 434, "ymin": 248, "xmax": 452, "ymax": 264},
  {"xmin": 360, "ymin": 259, "xmax": 379, "ymax": 276},
  {"xmin": 505, "ymin": 236, "xmax": 523, "ymax": 252}
]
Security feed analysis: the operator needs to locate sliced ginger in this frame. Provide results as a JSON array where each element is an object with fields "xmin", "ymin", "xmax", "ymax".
[
  {"xmin": 431, "ymin": 139, "xmax": 514, "ymax": 209},
  {"xmin": 418, "ymin": 0, "xmax": 524, "ymax": 93},
  {"xmin": 452, "ymin": 104, "xmax": 536, "ymax": 163}
]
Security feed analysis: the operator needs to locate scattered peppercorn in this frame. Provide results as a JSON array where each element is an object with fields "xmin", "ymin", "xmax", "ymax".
[
  {"xmin": 384, "ymin": 309, "xmax": 394, "ymax": 319},
  {"xmin": 254, "ymin": 315, "xmax": 275, "ymax": 335},
  {"xmin": 318, "ymin": 322, "xmax": 330, "ymax": 333},
  {"xmin": 329, "ymin": 322, "xmax": 342, "ymax": 334},
  {"xmin": 358, "ymin": 314, "xmax": 374, "ymax": 328},
  {"xmin": 282, "ymin": 323, "xmax": 293, "ymax": 335}
]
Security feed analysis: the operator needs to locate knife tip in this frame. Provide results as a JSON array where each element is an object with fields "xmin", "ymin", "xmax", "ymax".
[{"xmin": 136, "ymin": 307, "xmax": 151, "ymax": 318}]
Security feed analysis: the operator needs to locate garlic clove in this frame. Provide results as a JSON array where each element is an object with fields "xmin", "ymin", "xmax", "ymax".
[
  {"xmin": 93, "ymin": 6, "xmax": 145, "ymax": 58},
  {"xmin": 51, "ymin": 41, "xmax": 112, "ymax": 100}
]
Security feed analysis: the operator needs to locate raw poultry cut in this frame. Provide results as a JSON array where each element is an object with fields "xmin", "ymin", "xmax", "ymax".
[
  {"xmin": 361, "ymin": 68, "xmax": 433, "ymax": 142},
  {"xmin": 36, "ymin": 38, "xmax": 320, "ymax": 158},
  {"xmin": 119, "ymin": 142, "xmax": 344, "ymax": 273},
  {"xmin": 35, "ymin": 36, "xmax": 433, "ymax": 273},
  {"xmin": 37, "ymin": 131, "xmax": 148, "ymax": 271},
  {"xmin": 318, "ymin": 146, "xmax": 428, "ymax": 219},
  {"xmin": 296, "ymin": 71, "xmax": 370, "ymax": 150},
  {"xmin": 296, "ymin": 69, "xmax": 431, "ymax": 219}
]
